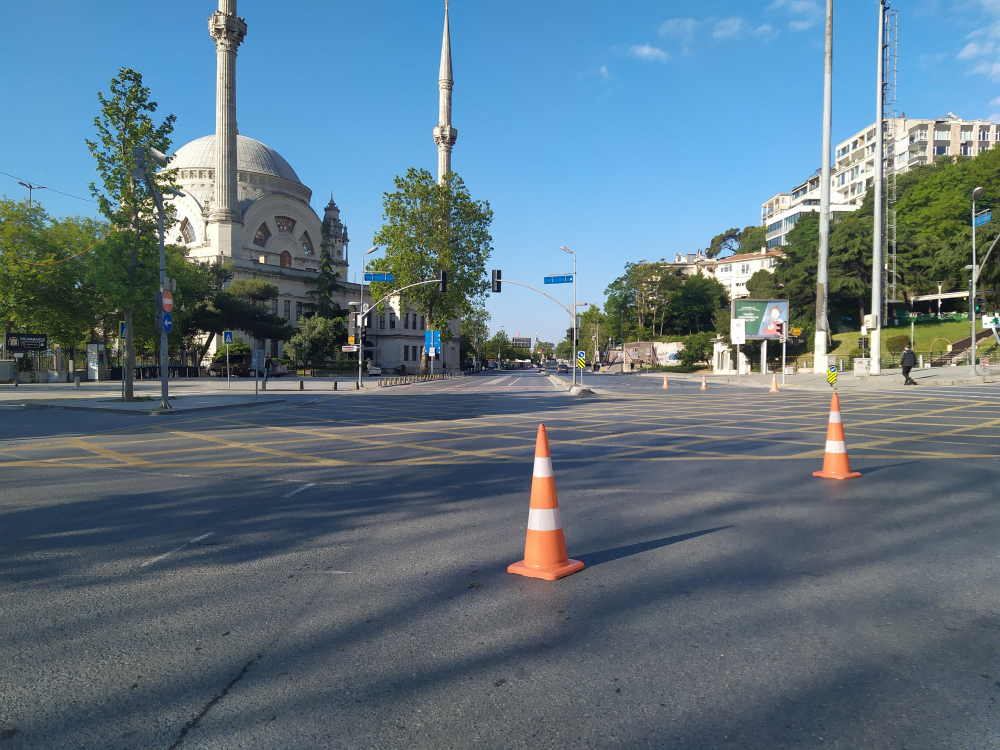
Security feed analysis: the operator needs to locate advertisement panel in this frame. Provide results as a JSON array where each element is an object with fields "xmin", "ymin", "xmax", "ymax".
[{"xmin": 732, "ymin": 300, "xmax": 789, "ymax": 339}]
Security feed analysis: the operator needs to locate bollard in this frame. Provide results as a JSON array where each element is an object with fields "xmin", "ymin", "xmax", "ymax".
[
  {"xmin": 261, "ymin": 380, "xmax": 266, "ymax": 390},
  {"xmin": 74, "ymin": 375, "xmax": 81, "ymax": 389},
  {"xmin": 299, "ymin": 380, "xmax": 304, "ymax": 390},
  {"xmin": 333, "ymin": 381, "xmax": 338, "ymax": 390},
  {"xmin": 354, "ymin": 381, "xmax": 359, "ymax": 390}
]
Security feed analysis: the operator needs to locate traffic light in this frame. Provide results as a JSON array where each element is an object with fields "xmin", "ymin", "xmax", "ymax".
[
  {"xmin": 975, "ymin": 296, "xmax": 986, "ymax": 313},
  {"xmin": 491, "ymin": 269, "xmax": 501, "ymax": 293},
  {"xmin": 348, "ymin": 312, "xmax": 357, "ymax": 338},
  {"xmin": 437, "ymin": 269, "xmax": 447, "ymax": 293}
]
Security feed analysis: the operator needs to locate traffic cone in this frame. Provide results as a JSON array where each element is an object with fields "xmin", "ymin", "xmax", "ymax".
[
  {"xmin": 812, "ymin": 393, "xmax": 861, "ymax": 480},
  {"xmin": 700, "ymin": 375, "xmax": 708, "ymax": 391},
  {"xmin": 769, "ymin": 374, "xmax": 779, "ymax": 393},
  {"xmin": 508, "ymin": 424, "xmax": 585, "ymax": 581},
  {"xmin": 662, "ymin": 374, "xmax": 670, "ymax": 389}
]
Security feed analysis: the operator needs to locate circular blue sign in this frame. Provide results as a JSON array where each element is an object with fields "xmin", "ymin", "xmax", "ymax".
[{"xmin": 162, "ymin": 312, "xmax": 173, "ymax": 334}]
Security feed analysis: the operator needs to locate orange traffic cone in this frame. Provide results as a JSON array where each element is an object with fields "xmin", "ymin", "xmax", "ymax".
[
  {"xmin": 508, "ymin": 424, "xmax": 585, "ymax": 581},
  {"xmin": 812, "ymin": 393, "xmax": 861, "ymax": 480},
  {"xmin": 700, "ymin": 375, "xmax": 708, "ymax": 391},
  {"xmin": 662, "ymin": 374, "xmax": 670, "ymax": 389},
  {"xmin": 769, "ymin": 374, "xmax": 779, "ymax": 393}
]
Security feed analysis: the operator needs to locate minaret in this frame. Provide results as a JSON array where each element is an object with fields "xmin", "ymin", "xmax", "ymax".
[
  {"xmin": 432, "ymin": 1, "xmax": 457, "ymax": 184},
  {"xmin": 207, "ymin": 0, "xmax": 247, "ymax": 258}
]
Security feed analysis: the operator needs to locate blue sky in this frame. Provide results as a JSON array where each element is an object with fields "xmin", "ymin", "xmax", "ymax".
[{"xmin": 2, "ymin": 1, "xmax": 999, "ymax": 345}]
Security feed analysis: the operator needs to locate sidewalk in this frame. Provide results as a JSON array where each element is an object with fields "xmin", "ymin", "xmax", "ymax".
[{"xmin": 646, "ymin": 365, "xmax": 1000, "ymax": 391}]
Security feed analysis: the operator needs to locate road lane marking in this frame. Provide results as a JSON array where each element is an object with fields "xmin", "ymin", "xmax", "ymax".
[
  {"xmin": 283, "ymin": 483, "xmax": 315, "ymax": 498},
  {"xmin": 141, "ymin": 532, "xmax": 214, "ymax": 568}
]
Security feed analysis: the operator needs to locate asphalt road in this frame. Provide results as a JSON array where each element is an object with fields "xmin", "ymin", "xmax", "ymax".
[{"xmin": 2, "ymin": 373, "xmax": 999, "ymax": 748}]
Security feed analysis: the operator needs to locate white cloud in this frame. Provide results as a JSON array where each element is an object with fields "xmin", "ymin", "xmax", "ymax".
[
  {"xmin": 629, "ymin": 44, "xmax": 668, "ymax": 62},
  {"xmin": 600, "ymin": 65, "xmax": 611, "ymax": 80},
  {"xmin": 713, "ymin": 18, "xmax": 742, "ymax": 39},
  {"xmin": 658, "ymin": 18, "xmax": 699, "ymax": 37},
  {"xmin": 767, "ymin": 0, "xmax": 823, "ymax": 32},
  {"xmin": 990, "ymin": 113, "xmax": 1000, "ymax": 123},
  {"xmin": 990, "ymin": 96, "xmax": 1000, "ymax": 107},
  {"xmin": 957, "ymin": 3, "xmax": 1000, "ymax": 81}
]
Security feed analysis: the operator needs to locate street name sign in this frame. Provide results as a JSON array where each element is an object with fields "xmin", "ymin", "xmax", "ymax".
[
  {"xmin": 975, "ymin": 210, "xmax": 992, "ymax": 227},
  {"xmin": 363, "ymin": 272, "xmax": 394, "ymax": 282},
  {"xmin": 544, "ymin": 274, "xmax": 573, "ymax": 284},
  {"xmin": 342, "ymin": 345, "xmax": 359, "ymax": 352}
]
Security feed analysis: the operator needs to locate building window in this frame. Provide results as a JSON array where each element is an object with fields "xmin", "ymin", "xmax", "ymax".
[
  {"xmin": 933, "ymin": 130, "xmax": 950, "ymax": 141},
  {"xmin": 403, "ymin": 345, "xmax": 409, "ymax": 361},
  {"xmin": 280, "ymin": 251, "xmax": 292, "ymax": 268},
  {"xmin": 412, "ymin": 346, "xmax": 419, "ymax": 361},
  {"xmin": 980, "ymin": 129, "xmax": 991, "ymax": 141},
  {"xmin": 275, "ymin": 216, "xmax": 296, "ymax": 234},
  {"xmin": 300, "ymin": 232, "xmax": 314, "ymax": 255},
  {"xmin": 420, "ymin": 316, "xmax": 425, "ymax": 330},
  {"xmin": 389, "ymin": 312, "xmax": 396, "ymax": 329},
  {"xmin": 380, "ymin": 315, "xmax": 385, "ymax": 329},
  {"xmin": 253, "ymin": 222, "xmax": 271, "ymax": 247},
  {"xmin": 180, "ymin": 217, "xmax": 196, "ymax": 244},
  {"xmin": 295, "ymin": 302, "xmax": 303, "ymax": 321},
  {"xmin": 271, "ymin": 299, "xmax": 278, "ymax": 315},
  {"xmin": 284, "ymin": 300, "xmax": 290, "ymax": 319},
  {"xmin": 961, "ymin": 129, "xmax": 973, "ymax": 141},
  {"xmin": 403, "ymin": 313, "xmax": 409, "ymax": 329},
  {"xmin": 739, "ymin": 263, "xmax": 750, "ymax": 274},
  {"xmin": 934, "ymin": 145, "xmax": 950, "ymax": 156},
  {"xmin": 961, "ymin": 144, "xmax": 973, "ymax": 156}
]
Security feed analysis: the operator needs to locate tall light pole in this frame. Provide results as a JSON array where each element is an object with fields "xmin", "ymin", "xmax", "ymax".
[
  {"xmin": 358, "ymin": 246, "xmax": 379, "ymax": 387},
  {"xmin": 871, "ymin": 0, "xmax": 885, "ymax": 375},
  {"xmin": 132, "ymin": 146, "xmax": 171, "ymax": 410},
  {"xmin": 814, "ymin": 0, "xmax": 833, "ymax": 374},
  {"xmin": 17, "ymin": 181, "xmax": 46, "ymax": 208},
  {"xmin": 560, "ymin": 246, "xmax": 577, "ymax": 386},
  {"xmin": 971, "ymin": 186, "xmax": 984, "ymax": 374}
]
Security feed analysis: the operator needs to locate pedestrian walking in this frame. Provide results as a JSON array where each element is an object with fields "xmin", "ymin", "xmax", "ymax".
[
  {"xmin": 900, "ymin": 343, "xmax": 917, "ymax": 385},
  {"xmin": 263, "ymin": 354, "xmax": 271, "ymax": 386}
]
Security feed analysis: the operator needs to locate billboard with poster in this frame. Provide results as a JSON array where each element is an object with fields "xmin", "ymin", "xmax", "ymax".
[{"xmin": 732, "ymin": 299, "xmax": 789, "ymax": 339}]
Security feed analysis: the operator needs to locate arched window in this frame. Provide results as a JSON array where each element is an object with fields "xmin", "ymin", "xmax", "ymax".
[
  {"xmin": 254, "ymin": 222, "xmax": 271, "ymax": 247},
  {"xmin": 300, "ymin": 232, "xmax": 314, "ymax": 255},
  {"xmin": 180, "ymin": 218, "xmax": 196, "ymax": 244},
  {"xmin": 280, "ymin": 251, "xmax": 292, "ymax": 268},
  {"xmin": 275, "ymin": 216, "xmax": 296, "ymax": 234}
]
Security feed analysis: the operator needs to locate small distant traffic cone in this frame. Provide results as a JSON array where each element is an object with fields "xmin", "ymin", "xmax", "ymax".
[
  {"xmin": 662, "ymin": 374, "xmax": 670, "ymax": 389},
  {"xmin": 508, "ymin": 424, "xmax": 585, "ymax": 581},
  {"xmin": 769, "ymin": 374, "xmax": 779, "ymax": 393},
  {"xmin": 812, "ymin": 393, "xmax": 861, "ymax": 480},
  {"xmin": 700, "ymin": 375, "xmax": 708, "ymax": 391}
]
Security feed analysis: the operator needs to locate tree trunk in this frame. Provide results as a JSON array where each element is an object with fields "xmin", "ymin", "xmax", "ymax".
[
  {"xmin": 124, "ymin": 307, "xmax": 135, "ymax": 401},
  {"xmin": 3, "ymin": 318, "xmax": 11, "ymax": 359},
  {"xmin": 198, "ymin": 331, "xmax": 216, "ymax": 369}
]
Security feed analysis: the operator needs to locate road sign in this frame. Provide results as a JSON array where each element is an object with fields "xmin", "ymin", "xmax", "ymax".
[
  {"xmin": 119, "ymin": 320, "xmax": 126, "ymax": 338},
  {"xmin": 512, "ymin": 337, "xmax": 531, "ymax": 349},
  {"xmin": 543, "ymin": 274, "xmax": 574, "ymax": 284},
  {"xmin": 425, "ymin": 330, "xmax": 441, "ymax": 347},
  {"xmin": 791, "ymin": 327, "xmax": 802, "ymax": 337},
  {"xmin": 363, "ymin": 272, "xmax": 394, "ymax": 282},
  {"xmin": 161, "ymin": 290, "xmax": 173, "ymax": 312},
  {"xmin": 731, "ymin": 319, "xmax": 746, "ymax": 345},
  {"xmin": 342, "ymin": 345, "xmax": 359, "ymax": 352},
  {"xmin": 577, "ymin": 350, "xmax": 586, "ymax": 369},
  {"xmin": 161, "ymin": 312, "xmax": 173, "ymax": 334},
  {"xmin": 223, "ymin": 331, "xmax": 235, "ymax": 345},
  {"xmin": 827, "ymin": 365, "xmax": 838, "ymax": 386},
  {"xmin": 347, "ymin": 336, "xmax": 356, "ymax": 344},
  {"xmin": 975, "ymin": 209, "xmax": 992, "ymax": 227},
  {"xmin": 5, "ymin": 333, "xmax": 46, "ymax": 352},
  {"xmin": 982, "ymin": 313, "xmax": 1000, "ymax": 328}
]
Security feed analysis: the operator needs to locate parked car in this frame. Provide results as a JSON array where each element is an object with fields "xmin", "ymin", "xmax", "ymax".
[
  {"xmin": 208, "ymin": 354, "xmax": 260, "ymax": 377},
  {"xmin": 556, "ymin": 363, "xmax": 569, "ymax": 374},
  {"xmin": 368, "ymin": 365, "xmax": 382, "ymax": 376},
  {"xmin": 270, "ymin": 363, "xmax": 288, "ymax": 378}
]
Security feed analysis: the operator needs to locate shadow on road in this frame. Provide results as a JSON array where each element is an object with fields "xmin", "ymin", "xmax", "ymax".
[{"xmin": 577, "ymin": 526, "xmax": 733, "ymax": 567}]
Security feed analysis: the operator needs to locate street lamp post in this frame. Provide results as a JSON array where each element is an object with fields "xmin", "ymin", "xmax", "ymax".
[
  {"xmin": 132, "ymin": 146, "xmax": 172, "ymax": 410},
  {"xmin": 17, "ymin": 181, "xmax": 46, "ymax": 208},
  {"xmin": 971, "ymin": 187, "xmax": 984, "ymax": 374},
  {"xmin": 560, "ymin": 246, "xmax": 577, "ymax": 387},
  {"xmin": 358, "ymin": 246, "xmax": 379, "ymax": 388}
]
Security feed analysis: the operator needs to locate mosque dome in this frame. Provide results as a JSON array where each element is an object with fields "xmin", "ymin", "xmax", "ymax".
[{"xmin": 170, "ymin": 134, "xmax": 301, "ymax": 184}]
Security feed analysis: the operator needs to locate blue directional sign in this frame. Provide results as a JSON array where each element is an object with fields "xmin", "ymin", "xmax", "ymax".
[
  {"xmin": 364, "ymin": 272, "xmax": 394, "ymax": 282},
  {"xmin": 223, "ymin": 330, "xmax": 235, "ymax": 345},
  {"xmin": 425, "ymin": 330, "xmax": 442, "ymax": 347},
  {"xmin": 161, "ymin": 312, "xmax": 173, "ymax": 334},
  {"xmin": 119, "ymin": 320, "xmax": 126, "ymax": 338},
  {"xmin": 544, "ymin": 274, "xmax": 574, "ymax": 285},
  {"xmin": 975, "ymin": 210, "xmax": 992, "ymax": 227}
]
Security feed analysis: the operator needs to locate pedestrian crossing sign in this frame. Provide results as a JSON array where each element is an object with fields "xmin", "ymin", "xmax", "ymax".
[{"xmin": 223, "ymin": 331, "xmax": 234, "ymax": 345}]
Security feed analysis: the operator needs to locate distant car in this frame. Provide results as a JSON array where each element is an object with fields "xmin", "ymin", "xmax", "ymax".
[
  {"xmin": 270, "ymin": 363, "xmax": 288, "ymax": 378},
  {"xmin": 368, "ymin": 365, "xmax": 382, "ymax": 375},
  {"xmin": 556, "ymin": 363, "xmax": 569, "ymax": 374},
  {"xmin": 209, "ymin": 354, "xmax": 256, "ymax": 377}
]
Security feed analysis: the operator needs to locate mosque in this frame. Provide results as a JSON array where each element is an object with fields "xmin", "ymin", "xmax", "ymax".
[{"xmin": 164, "ymin": 0, "xmax": 460, "ymax": 372}]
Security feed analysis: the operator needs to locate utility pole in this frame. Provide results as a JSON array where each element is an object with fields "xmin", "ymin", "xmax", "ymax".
[
  {"xmin": 17, "ymin": 181, "xmax": 46, "ymax": 208},
  {"xmin": 814, "ymin": 0, "xmax": 833, "ymax": 374},
  {"xmin": 871, "ymin": 0, "xmax": 885, "ymax": 375}
]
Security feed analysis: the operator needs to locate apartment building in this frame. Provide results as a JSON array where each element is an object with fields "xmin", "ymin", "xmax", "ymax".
[
  {"xmin": 666, "ymin": 248, "xmax": 785, "ymax": 301},
  {"xmin": 834, "ymin": 112, "xmax": 1000, "ymax": 206},
  {"xmin": 761, "ymin": 174, "xmax": 858, "ymax": 249}
]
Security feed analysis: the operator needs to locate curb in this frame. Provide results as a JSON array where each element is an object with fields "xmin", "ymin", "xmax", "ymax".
[{"xmin": 22, "ymin": 398, "xmax": 287, "ymax": 416}]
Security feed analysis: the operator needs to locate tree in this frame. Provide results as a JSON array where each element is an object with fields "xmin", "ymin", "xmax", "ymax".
[
  {"xmin": 745, "ymin": 269, "xmax": 778, "ymax": 299},
  {"xmin": 736, "ymin": 225, "xmax": 767, "ymax": 255},
  {"xmin": 678, "ymin": 331, "xmax": 714, "ymax": 366},
  {"xmin": 708, "ymin": 227, "xmax": 741, "ymax": 258},
  {"xmin": 460, "ymin": 304, "xmax": 490, "ymax": 364},
  {"xmin": 284, "ymin": 314, "xmax": 342, "ymax": 365},
  {"xmin": 370, "ymin": 168, "xmax": 493, "ymax": 374},
  {"xmin": 85, "ymin": 67, "xmax": 176, "ymax": 400},
  {"xmin": 670, "ymin": 274, "xmax": 729, "ymax": 334},
  {"xmin": 304, "ymin": 218, "xmax": 348, "ymax": 319}
]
